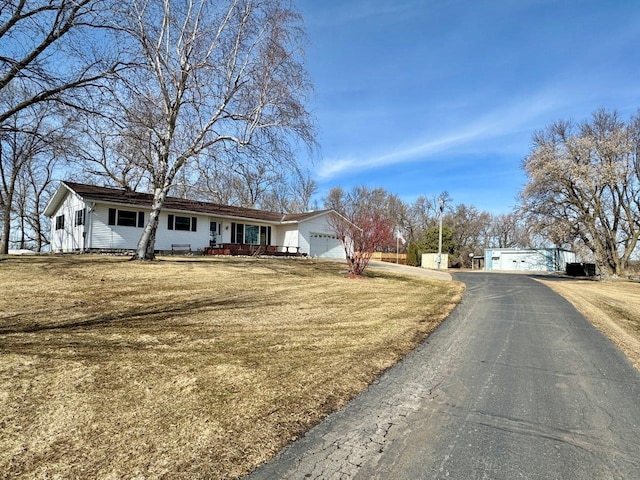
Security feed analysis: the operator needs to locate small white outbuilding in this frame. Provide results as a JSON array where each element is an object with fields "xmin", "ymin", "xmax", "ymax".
[{"xmin": 484, "ymin": 247, "xmax": 576, "ymax": 272}]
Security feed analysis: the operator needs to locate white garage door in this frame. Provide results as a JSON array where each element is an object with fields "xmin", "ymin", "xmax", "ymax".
[{"xmin": 309, "ymin": 233, "xmax": 344, "ymax": 258}]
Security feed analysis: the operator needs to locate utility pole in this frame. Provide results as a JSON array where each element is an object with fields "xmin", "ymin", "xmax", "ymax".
[{"xmin": 437, "ymin": 197, "xmax": 444, "ymax": 269}]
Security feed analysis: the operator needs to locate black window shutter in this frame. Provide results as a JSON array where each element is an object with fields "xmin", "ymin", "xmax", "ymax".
[
  {"xmin": 138, "ymin": 212, "xmax": 144, "ymax": 228},
  {"xmin": 168, "ymin": 215, "xmax": 174, "ymax": 230},
  {"xmin": 231, "ymin": 222, "xmax": 236, "ymax": 243},
  {"xmin": 191, "ymin": 217, "xmax": 197, "ymax": 232},
  {"xmin": 108, "ymin": 208, "xmax": 116, "ymax": 226}
]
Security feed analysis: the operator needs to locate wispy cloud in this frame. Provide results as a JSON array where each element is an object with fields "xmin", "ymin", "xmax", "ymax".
[
  {"xmin": 317, "ymin": 129, "xmax": 486, "ymax": 179},
  {"xmin": 316, "ymin": 89, "xmax": 562, "ymax": 180}
]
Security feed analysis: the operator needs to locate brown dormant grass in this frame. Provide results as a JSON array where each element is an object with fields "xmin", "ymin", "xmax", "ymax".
[
  {"xmin": 0, "ymin": 255, "xmax": 464, "ymax": 480},
  {"xmin": 538, "ymin": 278, "xmax": 640, "ymax": 371}
]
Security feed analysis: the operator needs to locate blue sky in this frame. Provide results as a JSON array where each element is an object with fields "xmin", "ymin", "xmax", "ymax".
[{"xmin": 297, "ymin": 0, "xmax": 640, "ymax": 214}]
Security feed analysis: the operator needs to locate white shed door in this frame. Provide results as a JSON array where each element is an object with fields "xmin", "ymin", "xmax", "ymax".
[{"xmin": 309, "ymin": 233, "xmax": 343, "ymax": 258}]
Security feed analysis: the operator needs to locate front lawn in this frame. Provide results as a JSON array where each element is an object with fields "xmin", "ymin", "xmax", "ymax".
[
  {"xmin": 539, "ymin": 277, "xmax": 640, "ymax": 371},
  {"xmin": 0, "ymin": 256, "xmax": 463, "ymax": 479}
]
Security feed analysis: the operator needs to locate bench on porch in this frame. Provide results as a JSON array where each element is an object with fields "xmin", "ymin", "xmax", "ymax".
[{"xmin": 171, "ymin": 243, "xmax": 191, "ymax": 255}]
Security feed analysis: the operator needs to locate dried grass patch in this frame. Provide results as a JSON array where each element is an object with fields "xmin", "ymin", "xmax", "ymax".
[
  {"xmin": 0, "ymin": 255, "xmax": 463, "ymax": 479},
  {"xmin": 538, "ymin": 278, "xmax": 640, "ymax": 371}
]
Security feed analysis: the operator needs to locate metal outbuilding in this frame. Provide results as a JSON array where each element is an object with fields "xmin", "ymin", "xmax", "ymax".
[{"xmin": 484, "ymin": 247, "xmax": 576, "ymax": 272}]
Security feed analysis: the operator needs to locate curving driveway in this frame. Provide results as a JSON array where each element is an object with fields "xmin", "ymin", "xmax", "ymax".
[{"xmin": 245, "ymin": 270, "xmax": 640, "ymax": 479}]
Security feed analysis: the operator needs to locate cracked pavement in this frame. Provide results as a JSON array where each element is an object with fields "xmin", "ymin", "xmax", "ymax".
[{"xmin": 244, "ymin": 272, "xmax": 640, "ymax": 479}]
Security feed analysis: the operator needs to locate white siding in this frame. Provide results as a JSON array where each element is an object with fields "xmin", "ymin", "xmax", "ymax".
[
  {"xmin": 50, "ymin": 191, "xmax": 86, "ymax": 252},
  {"xmin": 154, "ymin": 212, "xmax": 210, "ymax": 251},
  {"xmin": 89, "ymin": 206, "xmax": 218, "ymax": 252},
  {"xmin": 277, "ymin": 226, "xmax": 299, "ymax": 251},
  {"xmin": 89, "ymin": 204, "xmax": 145, "ymax": 250},
  {"xmin": 297, "ymin": 214, "xmax": 346, "ymax": 258},
  {"xmin": 484, "ymin": 248, "xmax": 576, "ymax": 272},
  {"xmin": 309, "ymin": 233, "xmax": 343, "ymax": 258}
]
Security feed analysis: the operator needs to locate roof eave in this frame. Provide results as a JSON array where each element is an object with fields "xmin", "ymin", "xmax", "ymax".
[{"xmin": 43, "ymin": 182, "xmax": 74, "ymax": 217}]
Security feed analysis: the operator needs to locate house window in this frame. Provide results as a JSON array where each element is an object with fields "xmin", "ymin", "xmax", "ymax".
[
  {"xmin": 108, "ymin": 208, "xmax": 144, "ymax": 227},
  {"xmin": 175, "ymin": 216, "xmax": 191, "ymax": 231},
  {"xmin": 231, "ymin": 222, "xmax": 244, "ymax": 243},
  {"xmin": 260, "ymin": 225, "xmax": 271, "ymax": 245},
  {"xmin": 55, "ymin": 214, "xmax": 65, "ymax": 230},
  {"xmin": 245, "ymin": 225, "xmax": 259, "ymax": 244},
  {"xmin": 75, "ymin": 209, "xmax": 85, "ymax": 226},
  {"xmin": 116, "ymin": 210, "xmax": 137, "ymax": 227},
  {"xmin": 168, "ymin": 215, "xmax": 197, "ymax": 231},
  {"xmin": 230, "ymin": 222, "xmax": 270, "ymax": 245}
]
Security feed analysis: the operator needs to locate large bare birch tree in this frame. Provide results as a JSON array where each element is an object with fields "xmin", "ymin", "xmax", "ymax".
[
  {"xmin": 0, "ymin": 0, "xmax": 121, "ymax": 253},
  {"xmin": 521, "ymin": 109, "xmax": 640, "ymax": 276},
  {"xmin": 111, "ymin": 0, "xmax": 314, "ymax": 259}
]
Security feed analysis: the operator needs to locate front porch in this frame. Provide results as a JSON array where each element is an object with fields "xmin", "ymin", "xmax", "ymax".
[{"xmin": 203, "ymin": 243, "xmax": 305, "ymax": 257}]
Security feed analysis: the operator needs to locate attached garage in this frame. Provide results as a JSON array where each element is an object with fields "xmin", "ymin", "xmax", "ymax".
[{"xmin": 309, "ymin": 233, "xmax": 344, "ymax": 258}]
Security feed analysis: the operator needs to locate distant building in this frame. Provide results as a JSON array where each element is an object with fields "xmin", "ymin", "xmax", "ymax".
[{"xmin": 484, "ymin": 247, "xmax": 576, "ymax": 272}]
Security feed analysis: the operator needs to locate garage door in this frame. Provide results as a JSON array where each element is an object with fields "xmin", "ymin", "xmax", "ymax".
[{"xmin": 309, "ymin": 233, "xmax": 344, "ymax": 258}]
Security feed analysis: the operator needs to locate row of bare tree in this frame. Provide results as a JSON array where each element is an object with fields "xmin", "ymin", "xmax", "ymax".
[
  {"xmin": 324, "ymin": 109, "xmax": 640, "ymax": 277},
  {"xmin": 322, "ymin": 186, "xmax": 530, "ymax": 273},
  {"xmin": 1, "ymin": 0, "xmax": 316, "ymax": 257}
]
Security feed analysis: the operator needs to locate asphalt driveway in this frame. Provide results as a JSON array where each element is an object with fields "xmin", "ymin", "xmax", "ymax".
[{"xmin": 245, "ymin": 271, "xmax": 640, "ymax": 479}]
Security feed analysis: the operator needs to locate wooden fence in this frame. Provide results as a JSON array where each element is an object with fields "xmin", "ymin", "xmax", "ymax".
[{"xmin": 371, "ymin": 252, "xmax": 407, "ymax": 265}]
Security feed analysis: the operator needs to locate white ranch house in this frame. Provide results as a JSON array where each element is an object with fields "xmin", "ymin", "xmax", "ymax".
[{"xmin": 44, "ymin": 181, "xmax": 346, "ymax": 258}]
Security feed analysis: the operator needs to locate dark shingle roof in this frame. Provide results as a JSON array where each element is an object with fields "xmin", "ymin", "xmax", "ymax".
[{"xmin": 62, "ymin": 181, "xmax": 330, "ymax": 224}]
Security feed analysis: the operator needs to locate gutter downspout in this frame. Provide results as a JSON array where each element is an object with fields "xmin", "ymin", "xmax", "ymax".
[{"xmin": 85, "ymin": 202, "xmax": 95, "ymax": 252}]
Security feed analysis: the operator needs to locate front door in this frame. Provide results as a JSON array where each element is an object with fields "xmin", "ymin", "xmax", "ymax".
[{"xmin": 210, "ymin": 221, "xmax": 221, "ymax": 246}]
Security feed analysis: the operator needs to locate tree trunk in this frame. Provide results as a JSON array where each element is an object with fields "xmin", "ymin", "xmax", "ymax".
[
  {"xmin": 34, "ymin": 216, "xmax": 43, "ymax": 252},
  {"xmin": 0, "ymin": 213, "xmax": 10, "ymax": 254},
  {"xmin": 19, "ymin": 213, "xmax": 26, "ymax": 249},
  {"xmin": 32, "ymin": 193, "xmax": 43, "ymax": 252},
  {"xmin": 134, "ymin": 186, "xmax": 168, "ymax": 260},
  {"xmin": 0, "ymin": 186, "xmax": 15, "ymax": 254}
]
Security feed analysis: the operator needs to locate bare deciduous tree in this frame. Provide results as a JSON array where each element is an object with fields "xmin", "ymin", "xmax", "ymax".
[
  {"xmin": 108, "ymin": 0, "xmax": 314, "ymax": 259},
  {"xmin": 405, "ymin": 192, "xmax": 452, "ymax": 244},
  {"xmin": 0, "ymin": 104, "xmax": 68, "ymax": 253},
  {"xmin": 521, "ymin": 109, "xmax": 640, "ymax": 276},
  {"xmin": 258, "ymin": 166, "xmax": 317, "ymax": 213},
  {"xmin": 1, "ymin": 0, "xmax": 121, "ymax": 125},
  {"xmin": 75, "ymin": 112, "xmax": 150, "ymax": 191},
  {"xmin": 488, "ymin": 212, "xmax": 529, "ymax": 249},
  {"xmin": 18, "ymin": 152, "xmax": 59, "ymax": 251},
  {"xmin": 1, "ymin": 0, "xmax": 121, "ymax": 252},
  {"xmin": 447, "ymin": 203, "xmax": 491, "ymax": 267},
  {"xmin": 325, "ymin": 186, "xmax": 395, "ymax": 276}
]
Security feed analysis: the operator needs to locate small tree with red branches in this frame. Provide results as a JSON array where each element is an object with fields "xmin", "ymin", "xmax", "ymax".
[{"xmin": 329, "ymin": 199, "xmax": 395, "ymax": 276}]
